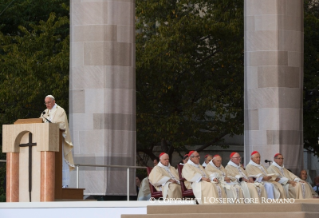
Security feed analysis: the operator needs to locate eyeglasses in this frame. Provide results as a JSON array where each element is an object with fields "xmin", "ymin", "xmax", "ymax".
[
  {"xmin": 44, "ymin": 102, "xmax": 52, "ymax": 105},
  {"xmin": 233, "ymin": 157, "xmax": 241, "ymax": 159},
  {"xmin": 192, "ymin": 155, "xmax": 200, "ymax": 158},
  {"xmin": 276, "ymin": 158, "xmax": 284, "ymax": 160}
]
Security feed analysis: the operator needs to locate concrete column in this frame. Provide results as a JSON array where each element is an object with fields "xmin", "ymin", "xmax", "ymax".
[
  {"xmin": 244, "ymin": 0, "xmax": 303, "ymax": 173},
  {"xmin": 70, "ymin": 0, "xmax": 136, "ymax": 195}
]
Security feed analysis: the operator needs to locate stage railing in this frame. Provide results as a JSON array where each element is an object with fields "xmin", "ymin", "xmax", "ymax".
[
  {"xmin": 0, "ymin": 159, "xmax": 147, "ymax": 201},
  {"xmin": 75, "ymin": 164, "xmax": 147, "ymax": 201}
]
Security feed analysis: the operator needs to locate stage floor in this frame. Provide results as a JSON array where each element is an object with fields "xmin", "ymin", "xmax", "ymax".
[
  {"xmin": 1, "ymin": 199, "xmax": 319, "ymax": 218},
  {"xmin": 0, "ymin": 200, "xmax": 196, "ymax": 218}
]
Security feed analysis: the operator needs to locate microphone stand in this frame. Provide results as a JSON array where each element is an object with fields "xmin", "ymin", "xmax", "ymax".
[
  {"xmin": 41, "ymin": 112, "xmax": 52, "ymax": 123},
  {"xmin": 265, "ymin": 160, "xmax": 272, "ymax": 166}
]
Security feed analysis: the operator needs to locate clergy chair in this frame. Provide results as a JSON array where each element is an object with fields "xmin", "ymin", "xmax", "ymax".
[
  {"xmin": 146, "ymin": 167, "xmax": 163, "ymax": 198},
  {"xmin": 177, "ymin": 164, "xmax": 195, "ymax": 198}
]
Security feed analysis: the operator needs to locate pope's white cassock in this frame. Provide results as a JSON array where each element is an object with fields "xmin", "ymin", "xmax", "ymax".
[
  {"xmin": 205, "ymin": 160, "xmax": 244, "ymax": 201},
  {"xmin": 148, "ymin": 162, "xmax": 182, "ymax": 199},
  {"xmin": 182, "ymin": 159, "xmax": 219, "ymax": 204},
  {"xmin": 225, "ymin": 161, "xmax": 267, "ymax": 203},
  {"xmin": 267, "ymin": 162, "xmax": 313, "ymax": 199},
  {"xmin": 246, "ymin": 160, "xmax": 286, "ymax": 199},
  {"xmin": 41, "ymin": 103, "xmax": 74, "ymax": 186}
]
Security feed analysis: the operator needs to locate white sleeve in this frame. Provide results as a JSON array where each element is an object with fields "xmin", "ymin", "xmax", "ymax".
[
  {"xmin": 209, "ymin": 173, "xmax": 219, "ymax": 181},
  {"xmin": 278, "ymin": 177, "xmax": 289, "ymax": 184}
]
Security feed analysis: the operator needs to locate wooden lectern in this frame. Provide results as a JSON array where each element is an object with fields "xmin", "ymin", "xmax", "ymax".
[{"xmin": 2, "ymin": 118, "xmax": 83, "ymax": 202}]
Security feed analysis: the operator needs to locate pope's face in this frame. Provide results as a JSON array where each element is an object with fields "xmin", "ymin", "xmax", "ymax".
[
  {"xmin": 160, "ymin": 154, "xmax": 169, "ymax": 166},
  {"xmin": 251, "ymin": 153, "xmax": 260, "ymax": 164},
  {"xmin": 274, "ymin": 155, "xmax": 284, "ymax": 166},
  {"xmin": 190, "ymin": 152, "xmax": 200, "ymax": 164},
  {"xmin": 45, "ymin": 97, "xmax": 55, "ymax": 110}
]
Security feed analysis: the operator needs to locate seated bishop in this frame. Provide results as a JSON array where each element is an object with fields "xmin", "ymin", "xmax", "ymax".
[
  {"xmin": 182, "ymin": 151, "xmax": 220, "ymax": 204},
  {"xmin": 300, "ymin": 170, "xmax": 318, "ymax": 198},
  {"xmin": 205, "ymin": 154, "xmax": 244, "ymax": 202},
  {"xmin": 178, "ymin": 154, "xmax": 192, "ymax": 190},
  {"xmin": 267, "ymin": 153, "xmax": 313, "ymax": 199},
  {"xmin": 148, "ymin": 152, "xmax": 182, "ymax": 199},
  {"xmin": 225, "ymin": 152, "xmax": 267, "ymax": 203},
  {"xmin": 202, "ymin": 154, "xmax": 213, "ymax": 168},
  {"xmin": 246, "ymin": 151, "xmax": 286, "ymax": 199}
]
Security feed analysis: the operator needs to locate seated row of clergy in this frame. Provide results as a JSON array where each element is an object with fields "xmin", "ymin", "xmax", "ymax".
[{"xmin": 148, "ymin": 151, "xmax": 313, "ymax": 204}]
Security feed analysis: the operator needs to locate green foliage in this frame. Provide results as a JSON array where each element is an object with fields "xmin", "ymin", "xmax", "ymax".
[
  {"xmin": 136, "ymin": 0, "xmax": 244, "ymax": 160},
  {"xmin": 0, "ymin": 12, "xmax": 69, "ymax": 124},
  {"xmin": 0, "ymin": 0, "xmax": 69, "ymax": 36},
  {"xmin": 304, "ymin": 0, "xmax": 319, "ymax": 156}
]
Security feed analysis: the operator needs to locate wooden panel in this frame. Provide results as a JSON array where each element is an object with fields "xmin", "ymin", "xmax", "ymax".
[
  {"xmin": 14, "ymin": 118, "xmax": 43, "ymax": 124},
  {"xmin": 6, "ymin": 153, "xmax": 19, "ymax": 202},
  {"xmin": 2, "ymin": 123, "xmax": 59, "ymax": 153},
  {"xmin": 54, "ymin": 130, "xmax": 63, "ymax": 199},
  {"xmin": 61, "ymin": 188, "xmax": 85, "ymax": 200}
]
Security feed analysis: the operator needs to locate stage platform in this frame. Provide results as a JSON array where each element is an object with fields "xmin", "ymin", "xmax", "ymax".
[
  {"xmin": 122, "ymin": 199, "xmax": 319, "ymax": 218},
  {"xmin": 1, "ymin": 199, "xmax": 319, "ymax": 218},
  {"xmin": 0, "ymin": 200, "xmax": 195, "ymax": 218}
]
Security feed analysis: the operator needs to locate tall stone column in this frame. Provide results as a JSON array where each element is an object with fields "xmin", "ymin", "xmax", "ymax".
[
  {"xmin": 69, "ymin": 0, "xmax": 136, "ymax": 195},
  {"xmin": 244, "ymin": 0, "xmax": 303, "ymax": 173}
]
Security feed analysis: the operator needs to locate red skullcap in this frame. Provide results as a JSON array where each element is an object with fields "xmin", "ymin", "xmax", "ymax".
[
  {"xmin": 251, "ymin": 151, "xmax": 259, "ymax": 156},
  {"xmin": 159, "ymin": 152, "xmax": 166, "ymax": 158},
  {"xmin": 213, "ymin": 154, "xmax": 221, "ymax": 159},
  {"xmin": 274, "ymin": 153, "xmax": 282, "ymax": 158},
  {"xmin": 230, "ymin": 152, "xmax": 237, "ymax": 158},
  {"xmin": 188, "ymin": 151, "xmax": 195, "ymax": 157},
  {"xmin": 205, "ymin": 154, "xmax": 209, "ymax": 158}
]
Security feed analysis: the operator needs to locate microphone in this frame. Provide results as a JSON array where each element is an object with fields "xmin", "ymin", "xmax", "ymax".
[
  {"xmin": 42, "ymin": 111, "xmax": 52, "ymax": 123},
  {"xmin": 265, "ymin": 159, "xmax": 273, "ymax": 163}
]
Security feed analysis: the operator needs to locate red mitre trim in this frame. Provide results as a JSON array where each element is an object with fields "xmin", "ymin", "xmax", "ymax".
[
  {"xmin": 274, "ymin": 153, "xmax": 282, "ymax": 158},
  {"xmin": 188, "ymin": 151, "xmax": 195, "ymax": 157},
  {"xmin": 251, "ymin": 151, "xmax": 259, "ymax": 156},
  {"xmin": 230, "ymin": 152, "xmax": 236, "ymax": 158},
  {"xmin": 159, "ymin": 152, "xmax": 166, "ymax": 158}
]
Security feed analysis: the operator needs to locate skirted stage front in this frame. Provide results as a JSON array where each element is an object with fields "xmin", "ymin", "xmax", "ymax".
[{"xmin": 1, "ymin": 199, "xmax": 319, "ymax": 218}]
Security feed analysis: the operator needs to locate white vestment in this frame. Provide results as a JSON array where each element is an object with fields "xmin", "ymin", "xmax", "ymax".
[
  {"xmin": 246, "ymin": 160, "xmax": 285, "ymax": 199},
  {"xmin": 225, "ymin": 161, "xmax": 267, "ymax": 203},
  {"xmin": 182, "ymin": 159, "xmax": 220, "ymax": 204},
  {"xmin": 205, "ymin": 161, "xmax": 244, "ymax": 202},
  {"xmin": 267, "ymin": 162, "xmax": 313, "ymax": 199},
  {"xmin": 41, "ymin": 103, "xmax": 74, "ymax": 186},
  {"xmin": 148, "ymin": 163, "xmax": 182, "ymax": 199}
]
